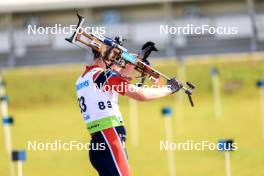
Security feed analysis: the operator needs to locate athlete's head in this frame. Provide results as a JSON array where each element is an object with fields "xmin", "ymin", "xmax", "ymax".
[{"xmin": 92, "ymin": 49, "xmax": 135, "ymax": 79}]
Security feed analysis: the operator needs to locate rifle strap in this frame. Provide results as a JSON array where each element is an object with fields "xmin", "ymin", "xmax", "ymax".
[{"xmin": 102, "ymin": 46, "xmax": 115, "ymax": 69}]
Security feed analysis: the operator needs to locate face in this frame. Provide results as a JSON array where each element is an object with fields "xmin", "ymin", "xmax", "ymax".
[
  {"xmin": 111, "ymin": 63, "xmax": 135, "ymax": 78},
  {"xmin": 119, "ymin": 63, "xmax": 135, "ymax": 77}
]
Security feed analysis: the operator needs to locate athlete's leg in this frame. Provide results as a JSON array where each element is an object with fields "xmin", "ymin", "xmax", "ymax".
[
  {"xmin": 90, "ymin": 147, "xmax": 120, "ymax": 176},
  {"xmin": 89, "ymin": 127, "xmax": 129, "ymax": 176},
  {"xmin": 101, "ymin": 127, "xmax": 130, "ymax": 176}
]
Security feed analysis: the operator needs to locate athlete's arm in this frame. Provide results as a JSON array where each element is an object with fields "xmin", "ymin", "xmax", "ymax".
[
  {"xmin": 125, "ymin": 84, "xmax": 172, "ymax": 101},
  {"xmin": 94, "ymin": 64, "xmax": 183, "ymax": 101},
  {"xmin": 125, "ymin": 77, "xmax": 183, "ymax": 101}
]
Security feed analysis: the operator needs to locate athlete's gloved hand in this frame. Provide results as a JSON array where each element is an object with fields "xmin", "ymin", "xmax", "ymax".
[{"xmin": 167, "ymin": 78, "xmax": 183, "ymax": 94}]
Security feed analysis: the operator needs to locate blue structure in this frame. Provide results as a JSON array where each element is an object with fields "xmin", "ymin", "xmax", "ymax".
[
  {"xmin": 2, "ymin": 116, "xmax": 14, "ymax": 125},
  {"xmin": 0, "ymin": 96, "xmax": 9, "ymax": 102},
  {"xmin": 210, "ymin": 67, "xmax": 219, "ymax": 76},
  {"xmin": 256, "ymin": 80, "xmax": 264, "ymax": 88},
  {"xmin": 162, "ymin": 107, "xmax": 172, "ymax": 117},
  {"xmin": 12, "ymin": 151, "xmax": 26, "ymax": 161},
  {"xmin": 218, "ymin": 139, "xmax": 234, "ymax": 152}
]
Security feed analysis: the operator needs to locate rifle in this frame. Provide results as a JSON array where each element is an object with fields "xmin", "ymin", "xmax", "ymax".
[{"xmin": 66, "ymin": 13, "xmax": 196, "ymax": 106}]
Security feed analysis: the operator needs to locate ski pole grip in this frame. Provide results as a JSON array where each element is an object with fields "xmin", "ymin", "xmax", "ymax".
[
  {"xmin": 187, "ymin": 82, "xmax": 195, "ymax": 89},
  {"xmin": 184, "ymin": 89, "xmax": 192, "ymax": 95}
]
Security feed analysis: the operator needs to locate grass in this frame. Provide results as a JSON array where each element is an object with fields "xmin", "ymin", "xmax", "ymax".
[{"xmin": 1, "ymin": 55, "xmax": 264, "ymax": 176}]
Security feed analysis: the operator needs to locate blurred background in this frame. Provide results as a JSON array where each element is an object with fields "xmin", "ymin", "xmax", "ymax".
[
  {"xmin": 0, "ymin": 0, "xmax": 263, "ymax": 67},
  {"xmin": 0, "ymin": 0, "xmax": 264, "ymax": 176}
]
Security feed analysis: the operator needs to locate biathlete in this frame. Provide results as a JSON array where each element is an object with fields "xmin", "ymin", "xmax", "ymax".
[{"xmin": 76, "ymin": 49, "xmax": 183, "ymax": 176}]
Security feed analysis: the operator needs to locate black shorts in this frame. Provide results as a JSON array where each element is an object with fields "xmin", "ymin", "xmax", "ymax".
[{"xmin": 89, "ymin": 126, "xmax": 129, "ymax": 176}]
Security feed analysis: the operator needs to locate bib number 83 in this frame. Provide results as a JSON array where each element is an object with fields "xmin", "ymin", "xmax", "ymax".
[
  {"xmin": 98, "ymin": 101, "xmax": 112, "ymax": 110},
  {"xmin": 78, "ymin": 96, "xmax": 112, "ymax": 112}
]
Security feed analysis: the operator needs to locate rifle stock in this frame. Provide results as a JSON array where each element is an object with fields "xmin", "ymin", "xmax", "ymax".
[{"xmin": 65, "ymin": 13, "xmax": 196, "ymax": 106}]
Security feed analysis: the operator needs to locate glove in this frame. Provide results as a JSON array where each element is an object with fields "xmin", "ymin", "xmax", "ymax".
[{"xmin": 167, "ymin": 78, "xmax": 183, "ymax": 94}]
